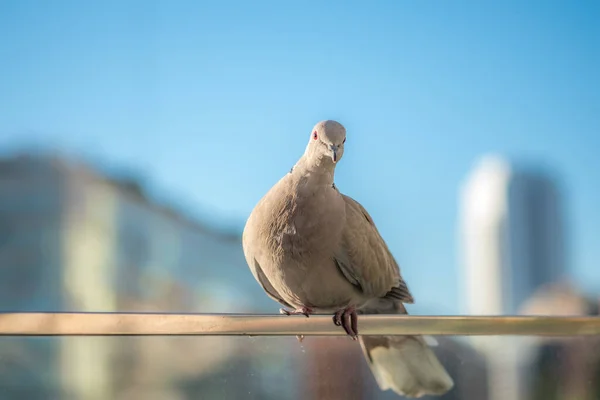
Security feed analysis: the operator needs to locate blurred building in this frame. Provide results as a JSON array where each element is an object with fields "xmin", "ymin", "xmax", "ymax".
[
  {"xmin": 459, "ymin": 154, "xmax": 567, "ymax": 316},
  {"xmin": 458, "ymin": 155, "xmax": 568, "ymax": 400},
  {"xmin": 520, "ymin": 282, "xmax": 600, "ymax": 400},
  {"xmin": 0, "ymin": 153, "xmax": 280, "ymax": 400}
]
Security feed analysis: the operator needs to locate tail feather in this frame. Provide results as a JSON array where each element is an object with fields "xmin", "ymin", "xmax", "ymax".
[
  {"xmin": 359, "ymin": 300, "xmax": 454, "ymax": 398},
  {"xmin": 359, "ymin": 335, "xmax": 454, "ymax": 398}
]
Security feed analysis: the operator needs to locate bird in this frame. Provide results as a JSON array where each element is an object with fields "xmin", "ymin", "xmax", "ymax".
[{"xmin": 242, "ymin": 120, "xmax": 454, "ymax": 398}]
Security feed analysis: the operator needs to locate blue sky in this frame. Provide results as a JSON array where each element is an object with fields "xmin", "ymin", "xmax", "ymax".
[{"xmin": 0, "ymin": 0, "xmax": 598, "ymax": 313}]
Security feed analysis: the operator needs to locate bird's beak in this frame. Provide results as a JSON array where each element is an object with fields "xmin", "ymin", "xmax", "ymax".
[{"xmin": 330, "ymin": 145, "xmax": 338, "ymax": 163}]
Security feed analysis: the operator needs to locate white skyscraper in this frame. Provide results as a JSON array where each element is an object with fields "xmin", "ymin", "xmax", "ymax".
[
  {"xmin": 458, "ymin": 154, "xmax": 567, "ymax": 400},
  {"xmin": 459, "ymin": 154, "xmax": 566, "ymax": 315}
]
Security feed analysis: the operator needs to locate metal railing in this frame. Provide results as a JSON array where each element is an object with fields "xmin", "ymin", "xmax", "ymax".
[{"xmin": 0, "ymin": 312, "xmax": 598, "ymax": 336}]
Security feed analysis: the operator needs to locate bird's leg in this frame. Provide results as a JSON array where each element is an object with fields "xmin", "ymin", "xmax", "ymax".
[
  {"xmin": 333, "ymin": 306, "xmax": 358, "ymax": 340},
  {"xmin": 279, "ymin": 306, "xmax": 313, "ymax": 317}
]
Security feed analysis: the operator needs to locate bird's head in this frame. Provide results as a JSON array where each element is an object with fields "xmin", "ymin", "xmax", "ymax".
[{"xmin": 304, "ymin": 120, "xmax": 347, "ymax": 166}]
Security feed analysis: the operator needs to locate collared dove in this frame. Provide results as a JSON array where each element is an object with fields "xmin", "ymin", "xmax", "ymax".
[{"xmin": 242, "ymin": 120, "xmax": 454, "ymax": 398}]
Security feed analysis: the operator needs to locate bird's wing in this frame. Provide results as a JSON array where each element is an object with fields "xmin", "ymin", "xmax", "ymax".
[{"xmin": 333, "ymin": 193, "xmax": 414, "ymax": 303}]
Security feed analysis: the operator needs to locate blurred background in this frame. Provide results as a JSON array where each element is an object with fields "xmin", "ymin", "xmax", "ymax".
[{"xmin": 0, "ymin": 0, "xmax": 599, "ymax": 399}]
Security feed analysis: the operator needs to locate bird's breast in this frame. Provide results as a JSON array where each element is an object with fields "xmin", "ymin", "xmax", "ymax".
[
  {"xmin": 244, "ymin": 178, "xmax": 362, "ymax": 310},
  {"xmin": 263, "ymin": 185, "xmax": 345, "ymax": 264}
]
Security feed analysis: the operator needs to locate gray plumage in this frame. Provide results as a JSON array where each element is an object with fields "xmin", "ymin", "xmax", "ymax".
[{"xmin": 242, "ymin": 120, "xmax": 453, "ymax": 398}]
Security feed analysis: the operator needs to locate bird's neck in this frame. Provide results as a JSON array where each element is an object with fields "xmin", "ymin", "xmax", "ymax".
[{"xmin": 293, "ymin": 157, "xmax": 336, "ymax": 186}]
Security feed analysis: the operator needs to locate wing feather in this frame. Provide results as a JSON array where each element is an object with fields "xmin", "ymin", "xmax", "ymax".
[{"xmin": 334, "ymin": 194, "xmax": 414, "ymax": 303}]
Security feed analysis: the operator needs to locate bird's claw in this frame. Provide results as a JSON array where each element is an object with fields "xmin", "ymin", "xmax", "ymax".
[
  {"xmin": 333, "ymin": 306, "xmax": 358, "ymax": 340},
  {"xmin": 279, "ymin": 308, "xmax": 311, "ymax": 343},
  {"xmin": 279, "ymin": 307, "xmax": 312, "ymax": 317}
]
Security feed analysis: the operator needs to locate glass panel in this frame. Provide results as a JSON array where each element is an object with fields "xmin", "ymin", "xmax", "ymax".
[{"xmin": 1, "ymin": 335, "xmax": 598, "ymax": 400}]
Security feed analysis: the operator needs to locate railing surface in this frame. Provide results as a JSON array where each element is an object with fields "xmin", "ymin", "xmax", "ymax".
[{"xmin": 0, "ymin": 313, "xmax": 598, "ymax": 336}]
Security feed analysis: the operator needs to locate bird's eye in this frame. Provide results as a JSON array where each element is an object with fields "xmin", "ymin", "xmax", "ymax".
[
  {"xmin": 313, "ymin": 131, "xmax": 318, "ymax": 140},
  {"xmin": 343, "ymin": 138, "xmax": 346, "ymax": 144}
]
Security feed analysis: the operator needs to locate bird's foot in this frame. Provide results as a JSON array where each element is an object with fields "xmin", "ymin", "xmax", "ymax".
[
  {"xmin": 333, "ymin": 306, "xmax": 358, "ymax": 340},
  {"xmin": 279, "ymin": 308, "xmax": 311, "ymax": 343},
  {"xmin": 279, "ymin": 306, "xmax": 313, "ymax": 317}
]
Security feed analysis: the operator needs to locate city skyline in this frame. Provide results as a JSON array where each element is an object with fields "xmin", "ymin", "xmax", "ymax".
[
  {"xmin": 0, "ymin": 146, "xmax": 593, "ymax": 316},
  {"xmin": 0, "ymin": 149, "xmax": 597, "ymax": 399}
]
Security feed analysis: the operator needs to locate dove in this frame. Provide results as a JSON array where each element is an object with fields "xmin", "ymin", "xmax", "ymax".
[{"xmin": 242, "ymin": 120, "xmax": 454, "ymax": 398}]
